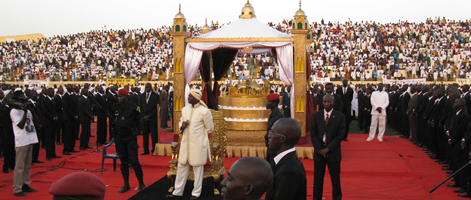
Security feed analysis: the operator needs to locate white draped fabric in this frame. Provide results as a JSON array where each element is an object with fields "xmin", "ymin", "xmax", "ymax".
[
  {"xmin": 184, "ymin": 45, "xmax": 203, "ymax": 106},
  {"xmin": 275, "ymin": 44, "xmax": 294, "ymax": 118},
  {"xmin": 187, "ymin": 41, "xmax": 292, "ymax": 51},
  {"xmin": 195, "ymin": 18, "xmax": 292, "ymax": 39}
]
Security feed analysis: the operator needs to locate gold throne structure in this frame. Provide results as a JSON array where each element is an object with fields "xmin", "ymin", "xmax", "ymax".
[{"xmin": 167, "ymin": 109, "xmax": 227, "ymax": 195}]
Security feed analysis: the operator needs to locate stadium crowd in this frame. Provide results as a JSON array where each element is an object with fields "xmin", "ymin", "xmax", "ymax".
[{"xmin": 1, "ymin": 17, "xmax": 471, "ymax": 83}]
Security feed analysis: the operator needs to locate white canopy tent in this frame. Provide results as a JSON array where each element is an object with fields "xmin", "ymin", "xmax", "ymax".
[{"xmin": 183, "ymin": 18, "xmax": 295, "ymax": 117}]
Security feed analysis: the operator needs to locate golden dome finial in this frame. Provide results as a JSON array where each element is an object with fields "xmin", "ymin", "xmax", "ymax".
[
  {"xmin": 239, "ymin": 0, "xmax": 256, "ymax": 19},
  {"xmin": 299, "ymin": 0, "xmax": 302, "ymax": 10},
  {"xmin": 174, "ymin": 3, "xmax": 185, "ymax": 19},
  {"xmin": 202, "ymin": 17, "xmax": 211, "ymax": 33},
  {"xmin": 205, "ymin": 18, "xmax": 208, "ymax": 25}
]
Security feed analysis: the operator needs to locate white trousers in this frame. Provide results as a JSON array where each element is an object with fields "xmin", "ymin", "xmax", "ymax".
[
  {"xmin": 173, "ymin": 162, "xmax": 204, "ymax": 197},
  {"xmin": 368, "ymin": 115, "xmax": 386, "ymax": 140}
]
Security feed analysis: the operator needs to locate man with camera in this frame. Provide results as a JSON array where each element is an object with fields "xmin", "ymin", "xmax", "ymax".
[{"xmin": 10, "ymin": 90, "xmax": 40, "ymax": 197}]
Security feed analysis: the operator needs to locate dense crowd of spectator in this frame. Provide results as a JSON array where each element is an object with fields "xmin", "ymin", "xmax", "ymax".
[{"xmin": 1, "ymin": 17, "xmax": 471, "ymax": 83}]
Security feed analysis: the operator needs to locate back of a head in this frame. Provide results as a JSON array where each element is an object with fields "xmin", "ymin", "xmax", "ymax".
[
  {"xmin": 222, "ymin": 157, "xmax": 273, "ymax": 200},
  {"xmin": 275, "ymin": 118, "xmax": 302, "ymax": 147}
]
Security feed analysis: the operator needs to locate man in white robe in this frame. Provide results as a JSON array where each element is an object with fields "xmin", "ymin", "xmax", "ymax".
[{"xmin": 167, "ymin": 89, "xmax": 213, "ymax": 199}]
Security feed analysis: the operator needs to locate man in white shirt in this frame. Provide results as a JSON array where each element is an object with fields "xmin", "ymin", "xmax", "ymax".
[
  {"xmin": 367, "ymin": 83, "xmax": 390, "ymax": 142},
  {"xmin": 10, "ymin": 90, "xmax": 39, "ymax": 197}
]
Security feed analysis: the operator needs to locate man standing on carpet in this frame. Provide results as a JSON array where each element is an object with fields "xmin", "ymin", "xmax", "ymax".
[
  {"xmin": 112, "ymin": 88, "xmax": 145, "ymax": 193},
  {"xmin": 139, "ymin": 83, "xmax": 159, "ymax": 155},
  {"xmin": 266, "ymin": 118, "xmax": 307, "ymax": 200},
  {"xmin": 95, "ymin": 86, "xmax": 108, "ymax": 146},
  {"xmin": 264, "ymin": 93, "xmax": 284, "ymax": 163},
  {"xmin": 310, "ymin": 94, "xmax": 345, "ymax": 200},
  {"xmin": 160, "ymin": 85, "xmax": 169, "ymax": 128},
  {"xmin": 336, "ymin": 79, "xmax": 353, "ymax": 141},
  {"xmin": 366, "ymin": 83, "xmax": 389, "ymax": 142},
  {"xmin": 41, "ymin": 88, "xmax": 61, "ymax": 161},
  {"xmin": 10, "ymin": 90, "xmax": 39, "ymax": 197},
  {"xmin": 166, "ymin": 89, "xmax": 213, "ymax": 200},
  {"xmin": 78, "ymin": 88, "xmax": 93, "ymax": 150},
  {"xmin": 220, "ymin": 157, "xmax": 273, "ymax": 200},
  {"xmin": 447, "ymin": 98, "xmax": 469, "ymax": 195}
]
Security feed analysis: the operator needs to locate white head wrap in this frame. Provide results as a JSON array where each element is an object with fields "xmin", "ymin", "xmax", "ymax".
[{"xmin": 189, "ymin": 89, "xmax": 207, "ymax": 108}]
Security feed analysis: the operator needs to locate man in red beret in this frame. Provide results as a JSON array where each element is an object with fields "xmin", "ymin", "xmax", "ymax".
[
  {"xmin": 265, "ymin": 93, "xmax": 285, "ymax": 163},
  {"xmin": 111, "ymin": 89, "xmax": 146, "ymax": 193}
]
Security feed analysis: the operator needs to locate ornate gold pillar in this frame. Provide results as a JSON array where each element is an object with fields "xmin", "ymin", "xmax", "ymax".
[
  {"xmin": 291, "ymin": 29, "xmax": 308, "ymax": 139},
  {"xmin": 171, "ymin": 31, "xmax": 186, "ymax": 135}
]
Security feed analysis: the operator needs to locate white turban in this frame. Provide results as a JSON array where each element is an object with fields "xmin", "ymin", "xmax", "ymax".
[{"xmin": 189, "ymin": 89, "xmax": 207, "ymax": 108}]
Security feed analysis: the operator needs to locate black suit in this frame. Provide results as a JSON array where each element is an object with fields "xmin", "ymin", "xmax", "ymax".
[
  {"xmin": 282, "ymin": 92, "xmax": 291, "ymax": 118},
  {"xmin": 265, "ymin": 151, "xmax": 307, "ymax": 200},
  {"xmin": 31, "ymin": 100, "xmax": 41, "ymax": 162},
  {"xmin": 1, "ymin": 102, "xmax": 16, "ymax": 171},
  {"xmin": 38, "ymin": 94, "xmax": 47, "ymax": 145},
  {"xmin": 311, "ymin": 92, "xmax": 322, "ymax": 112},
  {"xmin": 78, "ymin": 96, "xmax": 93, "ymax": 149},
  {"xmin": 95, "ymin": 93, "xmax": 108, "ymax": 145},
  {"xmin": 107, "ymin": 92, "xmax": 118, "ymax": 140},
  {"xmin": 62, "ymin": 92, "xmax": 78, "ymax": 152},
  {"xmin": 41, "ymin": 96, "xmax": 57, "ymax": 158},
  {"xmin": 463, "ymin": 92, "xmax": 471, "ymax": 115},
  {"xmin": 54, "ymin": 94, "xmax": 64, "ymax": 143},
  {"xmin": 139, "ymin": 91, "xmax": 159, "ymax": 153},
  {"xmin": 357, "ymin": 91, "xmax": 365, "ymax": 130},
  {"xmin": 336, "ymin": 86, "xmax": 353, "ymax": 139},
  {"xmin": 396, "ymin": 93, "xmax": 410, "ymax": 137},
  {"xmin": 429, "ymin": 97, "xmax": 446, "ymax": 160},
  {"xmin": 449, "ymin": 110, "xmax": 469, "ymax": 189},
  {"xmin": 310, "ymin": 109, "xmax": 345, "ymax": 200},
  {"xmin": 0, "ymin": 100, "xmax": 5, "ymax": 158},
  {"xmin": 160, "ymin": 91, "xmax": 169, "ymax": 128}
]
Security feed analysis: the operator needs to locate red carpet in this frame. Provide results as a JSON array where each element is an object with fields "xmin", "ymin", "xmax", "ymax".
[{"xmin": 0, "ymin": 125, "xmax": 462, "ymax": 199}]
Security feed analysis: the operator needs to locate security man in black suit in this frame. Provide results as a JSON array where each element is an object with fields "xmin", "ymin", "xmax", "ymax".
[
  {"xmin": 429, "ymin": 88, "xmax": 447, "ymax": 162},
  {"xmin": 357, "ymin": 85, "xmax": 366, "ymax": 131},
  {"xmin": 2, "ymin": 93, "xmax": 16, "ymax": 173},
  {"xmin": 107, "ymin": 85, "xmax": 118, "ymax": 140},
  {"xmin": 41, "ymin": 88, "xmax": 61, "ymax": 161},
  {"xmin": 72, "ymin": 85, "xmax": 81, "ymax": 141},
  {"xmin": 310, "ymin": 94, "xmax": 345, "ymax": 200},
  {"xmin": 54, "ymin": 87, "xmax": 64, "ymax": 145},
  {"xmin": 447, "ymin": 98, "xmax": 469, "ymax": 194},
  {"xmin": 336, "ymin": 79, "xmax": 353, "ymax": 140},
  {"xmin": 139, "ymin": 83, "xmax": 159, "ymax": 155},
  {"xmin": 62, "ymin": 84, "xmax": 79, "ymax": 155},
  {"xmin": 29, "ymin": 90, "xmax": 44, "ymax": 163},
  {"xmin": 95, "ymin": 86, "xmax": 108, "ymax": 146},
  {"xmin": 395, "ymin": 86, "xmax": 410, "ymax": 138},
  {"xmin": 0, "ymin": 90, "xmax": 5, "ymax": 158},
  {"xmin": 78, "ymin": 88, "xmax": 93, "ymax": 150},
  {"xmin": 266, "ymin": 118, "xmax": 307, "ymax": 200}
]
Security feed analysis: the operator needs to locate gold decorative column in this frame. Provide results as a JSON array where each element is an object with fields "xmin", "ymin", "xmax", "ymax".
[
  {"xmin": 291, "ymin": 1, "xmax": 309, "ymax": 139},
  {"xmin": 171, "ymin": 4, "xmax": 187, "ymax": 135}
]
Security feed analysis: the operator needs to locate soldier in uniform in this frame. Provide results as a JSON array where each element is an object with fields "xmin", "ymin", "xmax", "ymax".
[
  {"xmin": 112, "ymin": 88, "xmax": 145, "ymax": 193},
  {"xmin": 264, "ymin": 93, "xmax": 284, "ymax": 163}
]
